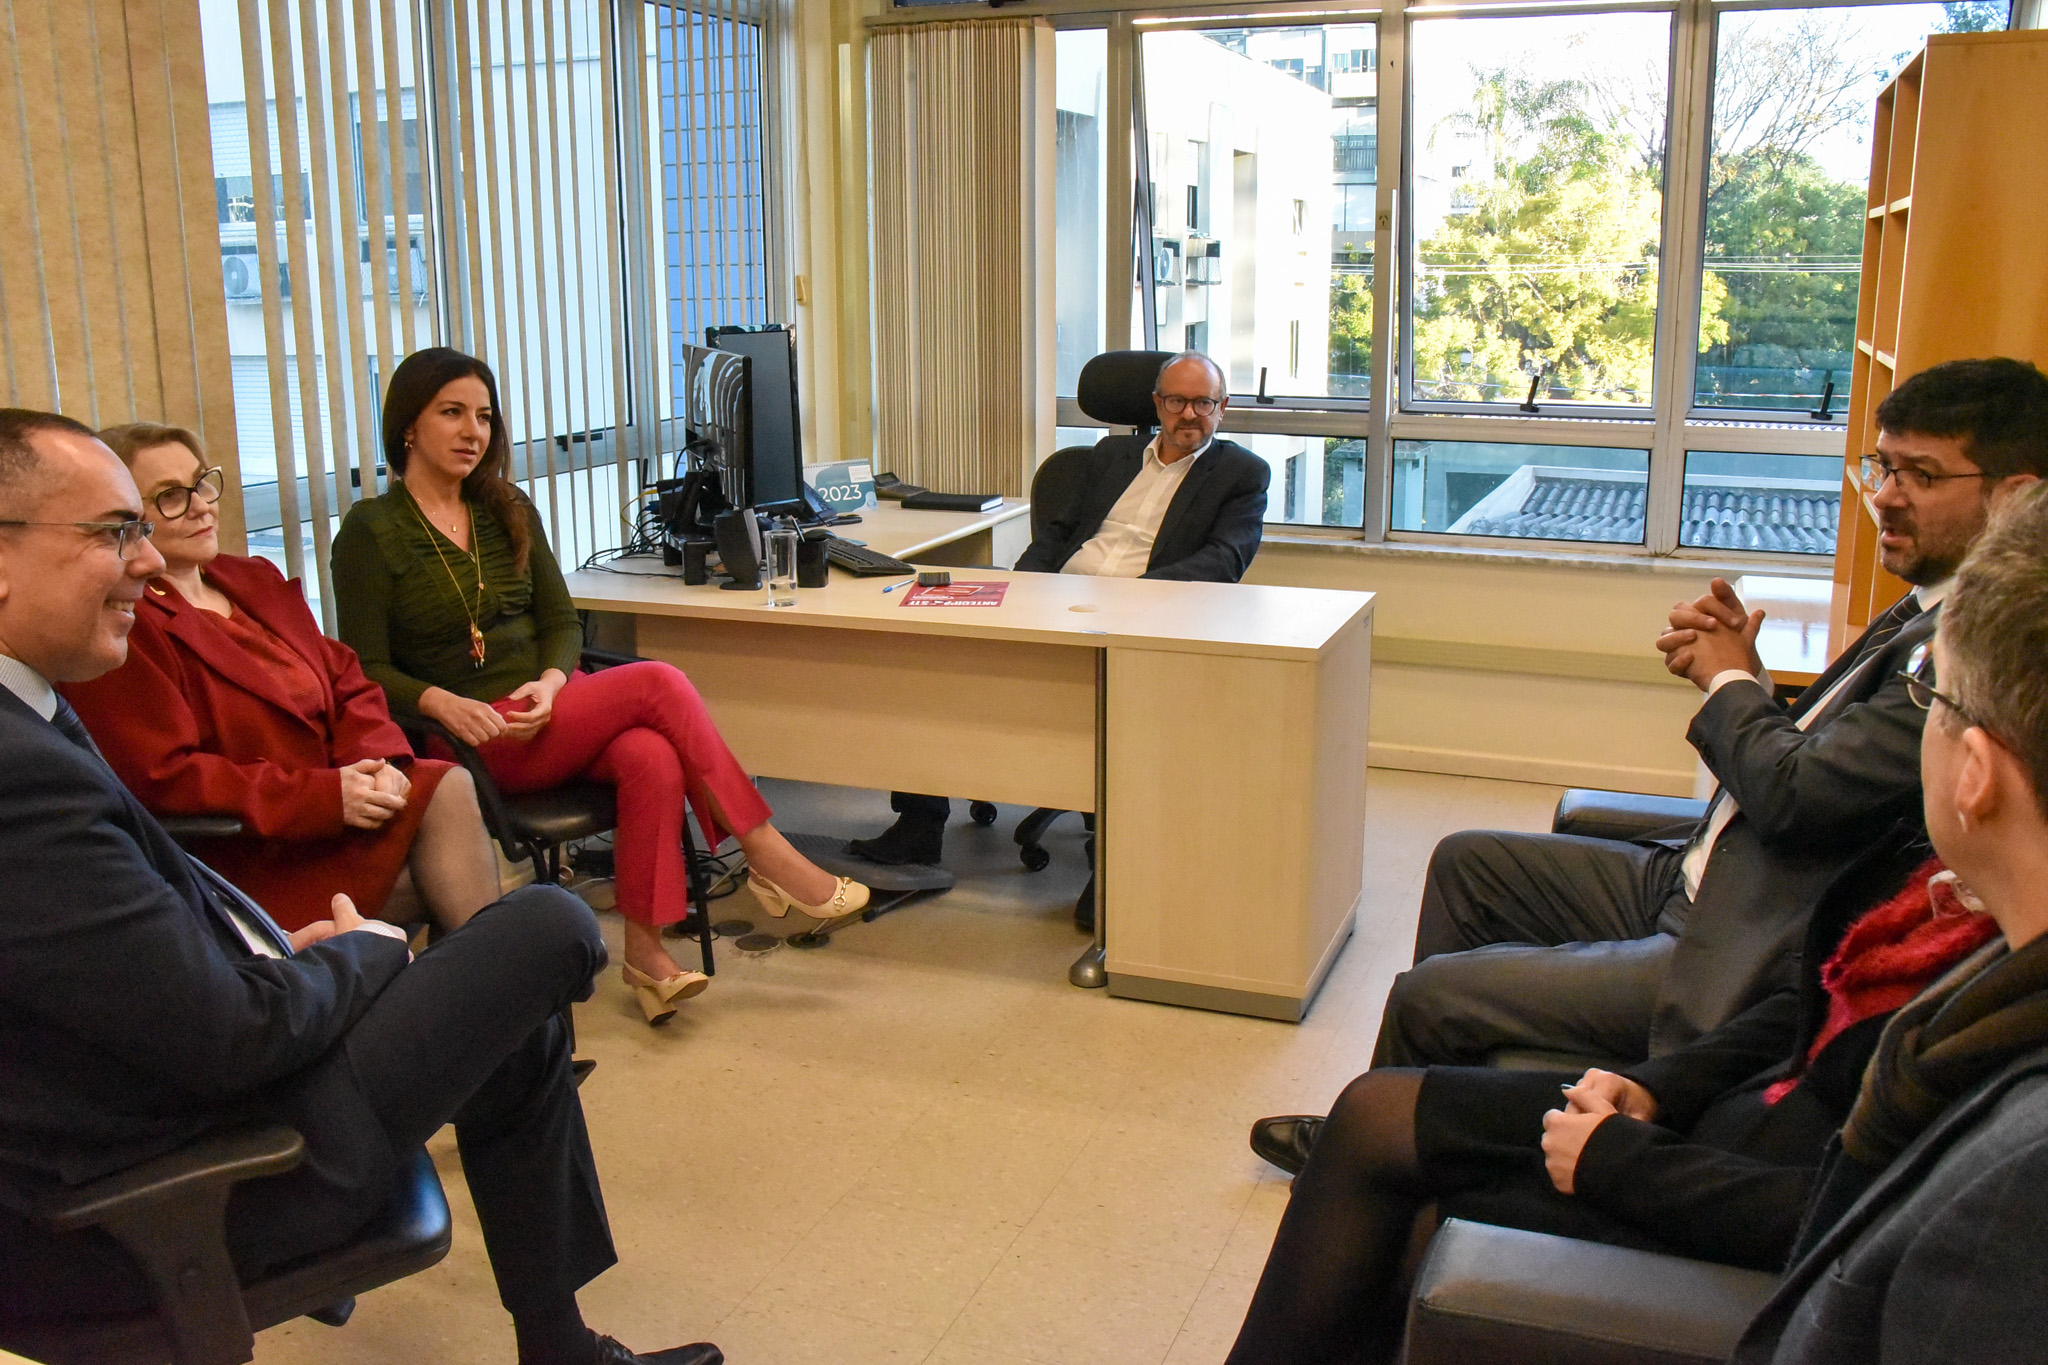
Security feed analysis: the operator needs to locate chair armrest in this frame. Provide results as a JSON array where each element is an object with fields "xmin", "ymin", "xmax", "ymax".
[
  {"xmin": 34, "ymin": 1125, "xmax": 304, "ymax": 1365},
  {"xmin": 578, "ymin": 645, "xmax": 643, "ymax": 672},
  {"xmin": 157, "ymin": 814, "xmax": 246, "ymax": 843},
  {"xmin": 1551, "ymin": 790, "xmax": 1708, "ymax": 842},
  {"xmin": 399, "ymin": 718, "xmax": 525, "ymax": 864},
  {"xmin": 1402, "ymin": 1219, "xmax": 1778, "ymax": 1365}
]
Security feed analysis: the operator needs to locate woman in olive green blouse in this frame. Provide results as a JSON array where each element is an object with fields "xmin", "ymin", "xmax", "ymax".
[{"xmin": 334, "ymin": 348, "xmax": 866, "ymax": 1024}]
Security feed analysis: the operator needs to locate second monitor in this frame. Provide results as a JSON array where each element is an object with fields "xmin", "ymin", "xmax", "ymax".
[{"xmin": 708, "ymin": 323, "xmax": 804, "ymax": 518}]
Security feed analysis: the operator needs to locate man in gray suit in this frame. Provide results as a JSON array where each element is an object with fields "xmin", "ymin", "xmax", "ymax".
[
  {"xmin": 1733, "ymin": 482, "xmax": 2048, "ymax": 1364},
  {"xmin": 1249, "ymin": 359, "xmax": 2048, "ymax": 1176}
]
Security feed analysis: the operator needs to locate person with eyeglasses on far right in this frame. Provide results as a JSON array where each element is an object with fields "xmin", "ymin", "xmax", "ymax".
[{"xmin": 849, "ymin": 351, "xmax": 1270, "ymax": 888}]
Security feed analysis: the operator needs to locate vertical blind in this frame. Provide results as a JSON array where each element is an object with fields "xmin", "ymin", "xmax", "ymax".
[
  {"xmin": 869, "ymin": 18, "xmax": 1055, "ymax": 498},
  {"xmin": 0, "ymin": 0, "xmax": 245, "ymax": 547},
  {"xmin": 204, "ymin": 0, "xmax": 778, "ymax": 624}
]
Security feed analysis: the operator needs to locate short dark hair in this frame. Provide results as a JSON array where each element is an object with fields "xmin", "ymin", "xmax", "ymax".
[
  {"xmin": 1874, "ymin": 358, "xmax": 2048, "ymax": 479},
  {"xmin": 0, "ymin": 408, "xmax": 97, "ymax": 514},
  {"xmin": 1941, "ymin": 480, "xmax": 2048, "ymax": 819}
]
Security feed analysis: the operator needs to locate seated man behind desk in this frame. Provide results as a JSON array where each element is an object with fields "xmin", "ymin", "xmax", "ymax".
[
  {"xmin": 853, "ymin": 350, "xmax": 1270, "ymax": 871},
  {"xmin": 0, "ymin": 410, "xmax": 714, "ymax": 1365}
]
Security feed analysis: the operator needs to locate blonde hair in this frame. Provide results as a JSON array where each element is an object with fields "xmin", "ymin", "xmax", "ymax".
[{"xmin": 97, "ymin": 422, "xmax": 204, "ymax": 470}]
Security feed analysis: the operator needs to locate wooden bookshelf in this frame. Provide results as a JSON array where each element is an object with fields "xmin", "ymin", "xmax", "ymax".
[{"xmin": 1831, "ymin": 30, "xmax": 2048, "ymax": 654}]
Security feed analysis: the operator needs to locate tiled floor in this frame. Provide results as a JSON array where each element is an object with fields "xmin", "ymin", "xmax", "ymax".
[{"xmin": 258, "ymin": 769, "xmax": 1563, "ymax": 1364}]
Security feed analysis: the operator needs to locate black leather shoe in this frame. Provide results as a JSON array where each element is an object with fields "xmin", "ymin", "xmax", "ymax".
[
  {"xmin": 847, "ymin": 815, "xmax": 945, "ymax": 866},
  {"xmin": 594, "ymin": 1336, "xmax": 723, "ymax": 1365},
  {"xmin": 1250, "ymin": 1115, "xmax": 1324, "ymax": 1176}
]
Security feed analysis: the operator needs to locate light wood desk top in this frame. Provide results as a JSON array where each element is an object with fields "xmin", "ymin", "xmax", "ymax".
[
  {"xmin": 834, "ymin": 497, "xmax": 1031, "ymax": 561},
  {"xmin": 567, "ymin": 560, "xmax": 1375, "ymax": 663},
  {"xmin": 1739, "ymin": 572, "xmax": 1831, "ymax": 687}
]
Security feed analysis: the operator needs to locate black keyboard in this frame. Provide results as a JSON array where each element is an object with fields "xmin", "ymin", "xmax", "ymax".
[{"xmin": 823, "ymin": 536, "xmax": 915, "ymax": 577}]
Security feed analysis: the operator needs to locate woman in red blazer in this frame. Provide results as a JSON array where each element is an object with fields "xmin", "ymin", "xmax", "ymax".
[{"xmin": 62, "ymin": 424, "xmax": 502, "ymax": 934}]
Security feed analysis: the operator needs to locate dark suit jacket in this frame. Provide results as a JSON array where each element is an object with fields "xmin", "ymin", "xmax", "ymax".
[
  {"xmin": 1732, "ymin": 1042, "xmax": 2048, "ymax": 1364},
  {"xmin": 1013, "ymin": 435, "xmax": 1269, "ymax": 582},
  {"xmin": 0, "ymin": 687, "xmax": 406, "ymax": 1207},
  {"xmin": 1650, "ymin": 604, "xmax": 1938, "ymax": 1054}
]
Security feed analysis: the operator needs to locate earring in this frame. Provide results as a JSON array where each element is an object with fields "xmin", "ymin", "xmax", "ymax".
[{"xmin": 1957, "ymin": 810, "xmax": 1971, "ymax": 833}]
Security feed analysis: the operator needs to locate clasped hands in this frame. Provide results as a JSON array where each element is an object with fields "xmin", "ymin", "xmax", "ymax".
[
  {"xmin": 417, "ymin": 669, "xmax": 568, "ymax": 748},
  {"xmin": 1657, "ymin": 577, "xmax": 1765, "ymax": 692},
  {"xmin": 1541, "ymin": 1068, "xmax": 1658, "ymax": 1195}
]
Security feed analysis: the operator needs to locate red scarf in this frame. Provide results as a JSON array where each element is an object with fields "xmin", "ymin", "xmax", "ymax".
[{"xmin": 1764, "ymin": 856, "xmax": 1998, "ymax": 1104}]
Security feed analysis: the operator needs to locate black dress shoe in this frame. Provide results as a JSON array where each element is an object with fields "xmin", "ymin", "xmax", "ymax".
[
  {"xmin": 1250, "ymin": 1115, "xmax": 1324, "ymax": 1176},
  {"xmin": 594, "ymin": 1336, "xmax": 722, "ymax": 1365},
  {"xmin": 847, "ymin": 815, "xmax": 945, "ymax": 866}
]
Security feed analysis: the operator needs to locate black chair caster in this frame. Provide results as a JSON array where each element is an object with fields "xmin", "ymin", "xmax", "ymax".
[
  {"xmin": 969, "ymin": 800, "xmax": 999, "ymax": 826},
  {"xmin": 1019, "ymin": 843, "xmax": 1051, "ymax": 872}
]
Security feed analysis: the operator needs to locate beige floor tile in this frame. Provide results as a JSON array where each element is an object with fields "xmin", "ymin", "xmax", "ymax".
[
  {"xmin": 941, "ymin": 1226, "xmax": 1211, "ymax": 1365},
  {"xmin": 1020, "ymin": 1117, "xmax": 1264, "ymax": 1271},
  {"xmin": 852, "ymin": 1087, "xmax": 1105, "ymax": 1225},
  {"xmin": 1207, "ymin": 1176, "xmax": 1291, "ymax": 1284},
  {"xmin": 1161, "ymin": 1270, "xmax": 1260, "ymax": 1364},
  {"xmin": 710, "ymin": 1301, "xmax": 939, "ymax": 1364},
  {"xmin": 921, "ymin": 1342, "xmax": 1049, "ymax": 1365},
  {"xmin": 742, "ymin": 1192, "xmax": 1024, "ymax": 1338}
]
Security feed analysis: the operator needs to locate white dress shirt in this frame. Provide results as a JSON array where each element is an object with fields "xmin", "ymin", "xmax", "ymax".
[
  {"xmin": 1060, "ymin": 435, "xmax": 1211, "ymax": 578},
  {"xmin": 1681, "ymin": 579, "xmax": 1947, "ymax": 899},
  {"xmin": 0, "ymin": 651, "xmax": 57, "ymax": 720}
]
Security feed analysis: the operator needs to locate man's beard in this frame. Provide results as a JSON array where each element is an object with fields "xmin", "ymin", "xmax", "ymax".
[{"xmin": 1881, "ymin": 511, "xmax": 1969, "ymax": 586}]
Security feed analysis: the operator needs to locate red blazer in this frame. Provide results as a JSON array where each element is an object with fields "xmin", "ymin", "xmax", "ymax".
[{"xmin": 64, "ymin": 555, "xmax": 417, "ymax": 839}]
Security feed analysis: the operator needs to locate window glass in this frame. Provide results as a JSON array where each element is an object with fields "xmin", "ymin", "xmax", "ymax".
[
  {"xmin": 1407, "ymin": 12, "xmax": 1671, "ymax": 409},
  {"xmin": 1139, "ymin": 24, "xmax": 1378, "ymax": 402},
  {"xmin": 1687, "ymin": 2, "xmax": 2007, "ymax": 413},
  {"xmin": 1680, "ymin": 451, "xmax": 1840, "ymax": 554},
  {"xmin": 1692, "ymin": 2, "xmax": 2007, "ymax": 413},
  {"xmin": 1218, "ymin": 430, "xmax": 1366, "ymax": 528},
  {"xmin": 1055, "ymin": 30, "xmax": 1109, "ymax": 395},
  {"xmin": 1392, "ymin": 441, "xmax": 1649, "ymax": 542}
]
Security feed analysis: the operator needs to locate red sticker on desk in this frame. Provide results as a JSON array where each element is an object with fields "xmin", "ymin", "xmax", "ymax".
[{"xmin": 900, "ymin": 581, "xmax": 1009, "ymax": 608}]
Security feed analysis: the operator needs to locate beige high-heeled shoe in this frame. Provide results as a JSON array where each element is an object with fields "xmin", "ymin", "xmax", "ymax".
[
  {"xmin": 622, "ymin": 963, "xmax": 709, "ymax": 1025},
  {"xmin": 748, "ymin": 872, "xmax": 870, "ymax": 922}
]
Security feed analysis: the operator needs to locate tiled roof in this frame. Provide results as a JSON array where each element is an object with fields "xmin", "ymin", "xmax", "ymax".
[{"xmin": 1456, "ymin": 473, "xmax": 1839, "ymax": 552}]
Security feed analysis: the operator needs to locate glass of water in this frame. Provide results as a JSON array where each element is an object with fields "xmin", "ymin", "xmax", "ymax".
[{"xmin": 766, "ymin": 523, "xmax": 800, "ymax": 608}]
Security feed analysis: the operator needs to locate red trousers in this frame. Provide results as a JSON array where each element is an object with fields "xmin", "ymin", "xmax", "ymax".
[{"xmin": 474, "ymin": 661, "xmax": 771, "ymax": 927}]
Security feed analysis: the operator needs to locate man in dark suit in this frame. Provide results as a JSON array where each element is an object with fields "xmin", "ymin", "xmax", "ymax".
[
  {"xmin": 0, "ymin": 410, "xmax": 715, "ymax": 1365},
  {"xmin": 852, "ymin": 351, "xmax": 1270, "ymax": 869},
  {"xmin": 1251, "ymin": 357, "xmax": 2048, "ymax": 1175}
]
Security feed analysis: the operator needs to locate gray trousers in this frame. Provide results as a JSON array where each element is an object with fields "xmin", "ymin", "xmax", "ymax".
[{"xmin": 1370, "ymin": 830, "xmax": 1690, "ymax": 1068}]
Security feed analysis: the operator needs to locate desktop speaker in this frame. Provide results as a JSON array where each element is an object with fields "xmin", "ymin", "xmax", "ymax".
[{"xmin": 712, "ymin": 508, "xmax": 763, "ymax": 590}]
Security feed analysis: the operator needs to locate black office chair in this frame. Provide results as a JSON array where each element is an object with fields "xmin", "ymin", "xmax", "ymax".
[
  {"xmin": 401, "ymin": 646, "xmax": 719, "ymax": 977},
  {"xmin": 0, "ymin": 1127, "xmax": 452, "ymax": 1365},
  {"xmin": 1008, "ymin": 350, "xmax": 1177, "ymax": 883}
]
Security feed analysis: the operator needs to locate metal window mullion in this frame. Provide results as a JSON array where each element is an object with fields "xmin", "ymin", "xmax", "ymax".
[
  {"xmin": 563, "ymin": 0, "xmax": 599, "ymax": 553},
  {"xmin": 544, "ymin": 0, "xmax": 588, "ymax": 545},
  {"xmin": 1645, "ymin": 0, "xmax": 1712, "ymax": 554},
  {"xmin": 373, "ymin": 0, "xmax": 416, "ymax": 364},
  {"xmin": 265, "ymin": 0, "xmax": 337, "ymax": 619},
  {"xmin": 706, "ymin": 1, "xmax": 736, "ymax": 332},
  {"xmin": 448, "ymin": 2, "xmax": 488, "ymax": 353},
  {"xmin": 236, "ymin": 0, "xmax": 305, "ymax": 581},
  {"xmin": 313, "ymin": 0, "xmax": 378, "ymax": 513},
  {"xmin": 619, "ymin": 0, "xmax": 661, "ymax": 522},
  {"xmin": 473, "ymin": 0, "xmax": 519, "ymax": 497},
  {"xmin": 353, "ymin": 0, "xmax": 398, "ymax": 486},
  {"xmin": 1103, "ymin": 13, "xmax": 1133, "ymax": 352},
  {"xmin": 681, "ymin": 6, "xmax": 712, "ymax": 343},
  {"xmin": 520, "ymin": 0, "xmax": 564, "ymax": 549},
  {"xmin": 1129, "ymin": 24, "xmax": 1155, "ymax": 349},
  {"xmin": 1363, "ymin": 0, "xmax": 1406, "ymax": 542}
]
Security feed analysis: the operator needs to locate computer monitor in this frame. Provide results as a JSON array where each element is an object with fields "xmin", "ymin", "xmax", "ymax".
[
  {"xmin": 678, "ymin": 342, "xmax": 752, "ymax": 511},
  {"xmin": 708, "ymin": 324, "xmax": 804, "ymax": 517}
]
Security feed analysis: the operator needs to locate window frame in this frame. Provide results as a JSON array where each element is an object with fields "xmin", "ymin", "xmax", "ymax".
[{"xmin": 1035, "ymin": 0, "xmax": 1958, "ymax": 564}]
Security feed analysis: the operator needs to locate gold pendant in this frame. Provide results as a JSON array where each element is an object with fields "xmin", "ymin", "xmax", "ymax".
[{"xmin": 469, "ymin": 622, "xmax": 487, "ymax": 669}]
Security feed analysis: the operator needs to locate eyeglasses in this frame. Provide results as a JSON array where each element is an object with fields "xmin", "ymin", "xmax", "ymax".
[
  {"xmin": 1156, "ymin": 394, "xmax": 1221, "ymax": 416},
  {"xmin": 1898, "ymin": 642, "xmax": 1984, "ymax": 729},
  {"xmin": 0, "ymin": 517, "xmax": 156, "ymax": 559},
  {"xmin": 154, "ymin": 466, "xmax": 225, "ymax": 519},
  {"xmin": 1859, "ymin": 455, "xmax": 1994, "ymax": 495}
]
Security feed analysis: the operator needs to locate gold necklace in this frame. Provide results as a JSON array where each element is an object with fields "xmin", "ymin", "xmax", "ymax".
[{"xmin": 405, "ymin": 489, "xmax": 488, "ymax": 669}]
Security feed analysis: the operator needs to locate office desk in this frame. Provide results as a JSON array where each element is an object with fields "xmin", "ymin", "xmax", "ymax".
[{"xmin": 568, "ymin": 560, "xmax": 1375, "ymax": 1021}]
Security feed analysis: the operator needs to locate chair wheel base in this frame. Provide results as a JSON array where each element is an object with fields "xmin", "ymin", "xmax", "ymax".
[
  {"xmin": 786, "ymin": 931, "xmax": 831, "ymax": 949},
  {"xmin": 968, "ymin": 801, "xmax": 999, "ymax": 826},
  {"xmin": 307, "ymin": 1297, "xmax": 356, "ymax": 1328},
  {"xmin": 712, "ymin": 919, "xmax": 755, "ymax": 937},
  {"xmin": 1020, "ymin": 844, "xmax": 1051, "ymax": 872}
]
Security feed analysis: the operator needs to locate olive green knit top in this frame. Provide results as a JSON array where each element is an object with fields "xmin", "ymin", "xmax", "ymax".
[{"xmin": 331, "ymin": 483, "xmax": 581, "ymax": 724}]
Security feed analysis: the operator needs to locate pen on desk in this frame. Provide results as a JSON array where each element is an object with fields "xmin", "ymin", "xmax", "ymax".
[{"xmin": 881, "ymin": 577, "xmax": 916, "ymax": 593}]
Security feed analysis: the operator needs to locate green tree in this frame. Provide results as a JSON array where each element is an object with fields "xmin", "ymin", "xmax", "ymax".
[
  {"xmin": 1328, "ymin": 253, "xmax": 1374, "ymax": 388},
  {"xmin": 1411, "ymin": 68, "xmax": 1664, "ymax": 405}
]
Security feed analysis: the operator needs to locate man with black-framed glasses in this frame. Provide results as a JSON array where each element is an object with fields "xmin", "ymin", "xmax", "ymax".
[{"xmin": 1250, "ymin": 357, "xmax": 2048, "ymax": 1178}]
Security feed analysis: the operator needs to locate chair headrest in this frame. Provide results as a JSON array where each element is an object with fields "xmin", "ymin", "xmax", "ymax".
[{"xmin": 1076, "ymin": 350, "xmax": 1179, "ymax": 428}]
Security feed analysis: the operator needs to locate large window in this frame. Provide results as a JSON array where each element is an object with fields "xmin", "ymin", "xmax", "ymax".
[{"xmin": 1050, "ymin": 0, "xmax": 2008, "ymax": 551}]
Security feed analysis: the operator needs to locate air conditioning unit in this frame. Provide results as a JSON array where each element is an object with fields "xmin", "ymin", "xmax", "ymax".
[
  {"xmin": 1152, "ymin": 240, "xmax": 1182, "ymax": 287},
  {"xmin": 221, "ymin": 252, "xmax": 263, "ymax": 301}
]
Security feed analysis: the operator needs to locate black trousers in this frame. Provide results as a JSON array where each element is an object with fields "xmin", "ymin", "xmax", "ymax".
[
  {"xmin": 2, "ymin": 884, "xmax": 615, "ymax": 1324},
  {"xmin": 1371, "ymin": 831, "xmax": 1690, "ymax": 1068}
]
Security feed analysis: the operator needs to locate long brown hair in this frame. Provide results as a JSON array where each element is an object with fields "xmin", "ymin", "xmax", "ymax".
[{"xmin": 382, "ymin": 347, "xmax": 532, "ymax": 572}]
